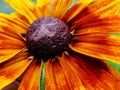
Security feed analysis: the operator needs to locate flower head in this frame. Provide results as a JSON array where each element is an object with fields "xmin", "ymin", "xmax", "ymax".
[{"xmin": 1, "ymin": 0, "xmax": 120, "ymax": 90}]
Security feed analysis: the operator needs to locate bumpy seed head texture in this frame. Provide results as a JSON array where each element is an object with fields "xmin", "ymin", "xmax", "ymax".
[{"xmin": 26, "ymin": 17, "xmax": 71, "ymax": 60}]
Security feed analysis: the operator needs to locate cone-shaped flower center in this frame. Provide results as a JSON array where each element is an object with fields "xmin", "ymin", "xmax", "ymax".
[{"xmin": 26, "ymin": 17, "xmax": 71, "ymax": 60}]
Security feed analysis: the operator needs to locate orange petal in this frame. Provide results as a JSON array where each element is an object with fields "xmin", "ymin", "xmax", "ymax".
[
  {"xmin": 61, "ymin": 52, "xmax": 120, "ymax": 89},
  {"xmin": 10, "ymin": 12, "xmax": 30, "ymax": 26},
  {"xmin": 51, "ymin": 0, "xmax": 73, "ymax": 18},
  {"xmin": 45, "ymin": 59, "xmax": 69, "ymax": 89},
  {"xmin": 0, "ymin": 13, "xmax": 29, "ymax": 39},
  {"xmin": 0, "ymin": 51, "xmax": 30, "ymax": 67},
  {"xmin": 0, "ymin": 27, "xmax": 25, "ymax": 63},
  {"xmin": 45, "ymin": 60, "xmax": 57, "ymax": 90},
  {"xmin": 68, "ymin": 0, "xmax": 120, "ymax": 29},
  {"xmin": 57, "ymin": 56, "xmax": 86, "ymax": 89},
  {"xmin": 75, "ymin": 16, "xmax": 120, "ymax": 34},
  {"xmin": 70, "ymin": 34, "xmax": 120, "ymax": 64},
  {"xmin": 37, "ymin": 0, "xmax": 51, "ymax": 7},
  {"xmin": 0, "ymin": 54, "xmax": 32, "ymax": 89},
  {"xmin": 88, "ymin": 0, "xmax": 120, "ymax": 17},
  {"xmin": 0, "ymin": 49, "xmax": 23, "ymax": 63},
  {"xmin": 36, "ymin": 0, "xmax": 51, "ymax": 16},
  {"xmin": 4, "ymin": 0, "xmax": 42, "ymax": 23},
  {"xmin": 0, "ymin": 33, "xmax": 25, "ymax": 49},
  {"xmin": 18, "ymin": 60, "xmax": 41, "ymax": 90},
  {"xmin": 63, "ymin": 0, "xmax": 93, "ymax": 22}
]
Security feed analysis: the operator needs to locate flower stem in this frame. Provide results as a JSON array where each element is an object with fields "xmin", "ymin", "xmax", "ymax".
[{"xmin": 40, "ymin": 62, "xmax": 46, "ymax": 90}]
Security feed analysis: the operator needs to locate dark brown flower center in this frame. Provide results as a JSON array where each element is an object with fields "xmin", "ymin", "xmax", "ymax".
[{"xmin": 26, "ymin": 17, "xmax": 71, "ymax": 61}]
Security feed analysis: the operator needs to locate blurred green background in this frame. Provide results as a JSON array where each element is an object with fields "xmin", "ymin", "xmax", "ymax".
[
  {"xmin": 0, "ymin": 0, "xmax": 14, "ymax": 13},
  {"xmin": 0, "ymin": 0, "xmax": 120, "ymax": 72}
]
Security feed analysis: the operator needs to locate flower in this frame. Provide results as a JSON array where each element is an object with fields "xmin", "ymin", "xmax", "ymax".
[{"xmin": 1, "ymin": 0, "xmax": 120, "ymax": 89}]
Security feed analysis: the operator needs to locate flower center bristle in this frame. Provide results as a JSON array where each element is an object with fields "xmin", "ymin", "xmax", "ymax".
[{"xmin": 26, "ymin": 17, "xmax": 71, "ymax": 61}]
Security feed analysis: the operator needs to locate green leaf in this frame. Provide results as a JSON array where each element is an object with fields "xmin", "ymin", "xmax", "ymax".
[
  {"xmin": 105, "ymin": 61, "xmax": 120, "ymax": 72},
  {"xmin": 40, "ymin": 62, "xmax": 46, "ymax": 90},
  {"xmin": 0, "ymin": 0, "xmax": 15, "ymax": 14}
]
